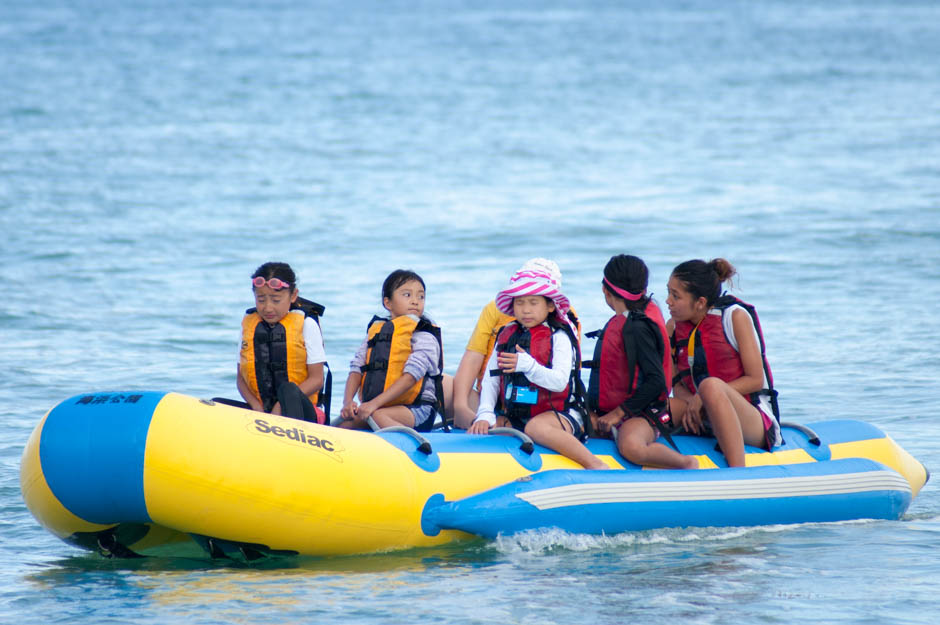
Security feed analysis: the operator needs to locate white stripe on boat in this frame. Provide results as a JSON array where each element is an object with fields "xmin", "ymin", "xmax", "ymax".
[{"xmin": 515, "ymin": 471, "xmax": 911, "ymax": 510}]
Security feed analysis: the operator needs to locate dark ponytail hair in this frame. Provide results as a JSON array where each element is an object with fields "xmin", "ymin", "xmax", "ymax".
[
  {"xmin": 252, "ymin": 261, "xmax": 297, "ymax": 291},
  {"xmin": 670, "ymin": 258, "xmax": 736, "ymax": 307},
  {"xmin": 602, "ymin": 254, "xmax": 650, "ymax": 312},
  {"xmin": 381, "ymin": 269, "xmax": 426, "ymax": 302}
]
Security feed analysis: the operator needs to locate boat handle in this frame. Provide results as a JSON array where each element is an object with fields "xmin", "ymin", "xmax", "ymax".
[
  {"xmin": 368, "ymin": 417, "xmax": 433, "ymax": 455},
  {"xmin": 781, "ymin": 421, "xmax": 821, "ymax": 446},
  {"xmin": 490, "ymin": 427, "xmax": 535, "ymax": 455}
]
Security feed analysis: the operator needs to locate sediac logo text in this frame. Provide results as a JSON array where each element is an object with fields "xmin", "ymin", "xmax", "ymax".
[{"xmin": 253, "ymin": 418, "xmax": 335, "ymax": 452}]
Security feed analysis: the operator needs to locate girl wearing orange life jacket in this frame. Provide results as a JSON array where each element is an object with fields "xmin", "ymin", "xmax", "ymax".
[
  {"xmin": 666, "ymin": 258, "xmax": 781, "ymax": 468},
  {"xmin": 237, "ymin": 262, "xmax": 328, "ymax": 424},
  {"xmin": 339, "ymin": 269, "xmax": 443, "ymax": 432},
  {"xmin": 469, "ymin": 268, "xmax": 608, "ymax": 470},
  {"xmin": 589, "ymin": 255, "xmax": 698, "ymax": 470}
]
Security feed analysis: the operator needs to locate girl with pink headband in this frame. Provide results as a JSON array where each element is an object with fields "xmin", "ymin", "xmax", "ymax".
[
  {"xmin": 469, "ymin": 266, "xmax": 608, "ymax": 470},
  {"xmin": 589, "ymin": 255, "xmax": 697, "ymax": 469}
]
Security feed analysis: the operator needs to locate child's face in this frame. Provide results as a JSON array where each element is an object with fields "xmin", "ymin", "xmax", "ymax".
[
  {"xmin": 253, "ymin": 285, "xmax": 298, "ymax": 324},
  {"xmin": 384, "ymin": 279, "xmax": 425, "ymax": 318},
  {"xmin": 512, "ymin": 295, "xmax": 555, "ymax": 328},
  {"xmin": 665, "ymin": 275, "xmax": 706, "ymax": 322}
]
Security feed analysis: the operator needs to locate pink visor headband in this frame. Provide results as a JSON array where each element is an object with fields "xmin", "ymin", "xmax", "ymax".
[{"xmin": 604, "ymin": 277, "xmax": 645, "ymax": 301}]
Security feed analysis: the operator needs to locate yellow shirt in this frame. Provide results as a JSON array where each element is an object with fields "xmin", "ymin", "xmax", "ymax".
[
  {"xmin": 466, "ymin": 300, "xmax": 582, "ymax": 389},
  {"xmin": 465, "ymin": 300, "xmax": 515, "ymax": 355}
]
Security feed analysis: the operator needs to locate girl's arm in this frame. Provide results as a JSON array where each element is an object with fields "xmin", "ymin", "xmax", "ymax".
[
  {"xmin": 340, "ymin": 371, "xmax": 362, "ymax": 419},
  {"xmin": 357, "ymin": 373, "xmax": 419, "ymax": 419},
  {"xmin": 729, "ymin": 308, "xmax": 765, "ymax": 395},
  {"xmin": 512, "ymin": 330, "xmax": 572, "ymax": 392},
  {"xmin": 340, "ymin": 336, "xmax": 370, "ymax": 419},
  {"xmin": 670, "ymin": 360, "xmax": 704, "ymax": 434},
  {"xmin": 401, "ymin": 330, "xmax": 440, "ymax": 383},
  {"xmin": 469, "ymin": 350, "xmax": 501, "ymax": 433},
  {"xmin": 298, "ymin": 363, "xmax": 324, "ymax": 397},
  {"xmin": 236, "ymin": 364, "xmax": 264, "ymax": 411},
  {"xmin": 452, "ymin": 350, "xmax": 485, "ymax": 427},
  {"xmin": 619, "ymin": 320, "xmax": 667, "ymax": 415},
  {"xmin": 296, "ymin": 320, "xmax": 326, "ymax": 399}
]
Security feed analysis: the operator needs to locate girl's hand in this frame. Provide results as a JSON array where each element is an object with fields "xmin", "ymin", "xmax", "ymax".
[
  {"xmin": 595, "ymin": 412, "xmax": 622, "ymax": 436},
  {"xmin": 271, "ymin": 402, "xmax": 282, "ymax": 416},
  {"xmin": 681, "ymin": 395, "xmax": 704, "ymax": 434},
  {"xmin": 357, "ymin": 400, "xmax": 378, "ymax": 420},
  {"xmin": 497, "ymin": 345, "xmax": 525, "ymax": 373},
  {"xmin": 468, "ymin": 420, "xmax": 491, "ymax": 435},
  {"xmin": 340, "ymin": 401, "xmax": 359, "ymax": 420}
]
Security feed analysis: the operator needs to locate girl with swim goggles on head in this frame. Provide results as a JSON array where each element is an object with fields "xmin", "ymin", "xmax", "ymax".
[{"xmin": 237, "ymin": 262, "xmax": 329, "ymax": 424}]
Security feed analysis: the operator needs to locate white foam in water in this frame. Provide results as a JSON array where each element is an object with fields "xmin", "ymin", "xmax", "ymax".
[{"xmin": 490, "ymin": 520, "xmax": 888, "ymax": 556}]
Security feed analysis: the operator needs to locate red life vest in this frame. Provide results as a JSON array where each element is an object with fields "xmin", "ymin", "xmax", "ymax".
[
  {"xmin": 494, "ymin": 320, "xmax": 574, "ymax": 427},
  {"xmin": 672, "ymin": 295, "xmax": 779, "ymax": 419},
  {"xmin": 587, "ymin": 301, "xmax": 672, "ymax": 415}
]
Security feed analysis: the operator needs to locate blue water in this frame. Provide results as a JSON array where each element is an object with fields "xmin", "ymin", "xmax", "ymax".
[{"xmin": 2, "ymin": 0, "xmax": 940, "ymax": 622}]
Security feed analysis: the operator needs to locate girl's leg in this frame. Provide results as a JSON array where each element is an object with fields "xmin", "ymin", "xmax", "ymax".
[
  {"xmin": 466, "ymin": 388, "xmax": 480, "ymax": 414},
  {"xmin": 697, "ymin": 377, "xmax": 766, "ymax": 467},
  {"xmin": 338, "ymin": 412, "xmax": 371, "ymax": 429},
  {"xmin": 616, "ymin": 417, "xmax": 697, "ymax": 469},
  {"xmin": 524, "ymin": 412, "xmax": 609, "ymax": 470},
  {"xmin": 276, "ymin": 382, "xmax": 320, "ymax": 423},
  {"xmin": 371, "ymin": 405, "xmax": 416, "ymax": 429},
  {"xmin": 441, "ymin": 374, "xmax": 454, "ymax": 421},
  {"xmin": 338, "ymin": 416, "xmax": 367, "ymax": 429},
  {"xmin": 442, "ymin": 374, "xmax": 481, "ymax": 429}
]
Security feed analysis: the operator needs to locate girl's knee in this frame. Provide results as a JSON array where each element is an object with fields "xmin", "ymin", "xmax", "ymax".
[
  {"xmin": 373, "ymin": 407, "xmax": 414, "ymax": 429},
  {"xmin": 524, "ymin": 414, "xmax": 567, "ymax": 437},
  {"xmin": 617, "ymin": 437, "xmax": 641, "ymax": 461},
  {"xmin": 523, "ymin": 419, "xmax": 544, "ymax": 437},
  {"xmin": 617, "ymin": 432, "xmax": 650, "ymax": 462},
  {"xmin": 697, "ymin": 377, "xmax": 726, "ymax": 401}
]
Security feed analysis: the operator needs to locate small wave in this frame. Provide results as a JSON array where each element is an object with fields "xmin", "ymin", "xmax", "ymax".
[{"xmin": 491, "ymin": 522, "xmax": 873, "ymax": 555}]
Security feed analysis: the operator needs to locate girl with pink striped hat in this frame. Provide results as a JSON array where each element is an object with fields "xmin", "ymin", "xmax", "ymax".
[
  {"xmin": 468, "ymin": 265, "xmax": 608, "ymax": 470},
  {"xmin": 446, "ymin": 258, "xmax": 582, "ymax": 430}
]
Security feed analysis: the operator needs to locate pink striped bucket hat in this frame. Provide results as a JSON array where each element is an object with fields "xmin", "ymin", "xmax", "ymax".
[{"xmin": 495, "ymin": 269, "xmax": 571, "ymax": 317}]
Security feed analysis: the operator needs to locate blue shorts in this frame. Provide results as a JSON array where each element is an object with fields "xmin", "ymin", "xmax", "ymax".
[
  {"xmin": 408, "ymin": 404, "xmax": 437, "ymax": 431},
  {"xmin": 553, "ymin": 409, "xmax": 584, "ymax": 440}
]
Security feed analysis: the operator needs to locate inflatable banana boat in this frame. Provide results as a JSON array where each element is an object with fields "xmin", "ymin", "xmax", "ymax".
[{"xmin": 21, "ymin": 391, "xmax": 928, "ymax": 560}]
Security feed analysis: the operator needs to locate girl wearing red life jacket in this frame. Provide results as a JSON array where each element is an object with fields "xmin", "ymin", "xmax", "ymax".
[
  {"xmin": 666, "ymin": 258, "xmax": 780, "ymax": 467},
  {"xmin": 447, "ymin": 258, "xmax": 563, "ymax": 430},
  {"xmin": 469, "ymin": 268, "xmax": 608, "ymax": 470},
  {"xmin": 590, "ymin": 255, "xmax": 698, "ymax": 470}
]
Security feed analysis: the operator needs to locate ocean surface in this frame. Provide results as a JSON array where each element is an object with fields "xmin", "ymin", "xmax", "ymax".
[{"xmin": 2, "ymin": 0, "xmax": 939, "ymax": 622}]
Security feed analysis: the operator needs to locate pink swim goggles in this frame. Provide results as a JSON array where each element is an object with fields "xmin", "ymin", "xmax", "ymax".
[{"xmin": 252, "ymin": 276, "xmax": 292, "ymax": 291}]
